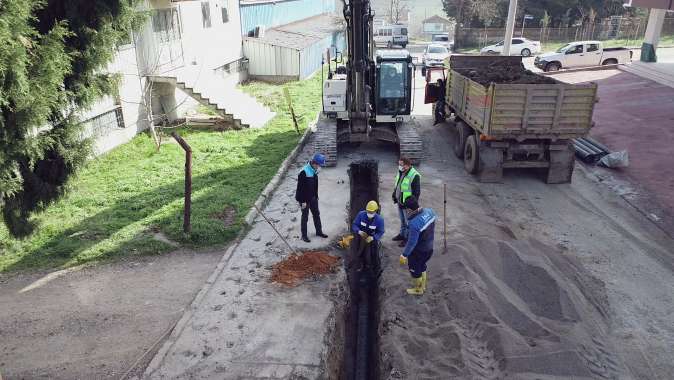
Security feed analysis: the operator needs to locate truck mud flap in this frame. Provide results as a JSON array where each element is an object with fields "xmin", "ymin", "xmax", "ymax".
[
  {"xmin": 546, "ymin": 144, "xmax": 575, "ymax": 184},
  {"xmin": 478, "ymin": 144, "xmax": 504, "ymax": 183}
]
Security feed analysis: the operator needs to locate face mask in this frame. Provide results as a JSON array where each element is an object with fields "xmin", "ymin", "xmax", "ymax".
[
  {"xmin": 367, "ymin": 212, "xmax": 376, "ymax": 219},
  {"xmin": 398, "ymin": 165, "xmax": 404, "ymax": 171},
  {"xmin": 314, "ymin": 166, "xmax": 321, "ymax": 173}
]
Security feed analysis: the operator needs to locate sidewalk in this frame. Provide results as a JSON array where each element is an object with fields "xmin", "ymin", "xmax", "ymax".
[{"xmin": 143, "ymin": 138, "xmax": 351, "ymax": 379}]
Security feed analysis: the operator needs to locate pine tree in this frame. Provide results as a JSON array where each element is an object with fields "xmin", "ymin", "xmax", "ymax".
[{"xmin": 0, "ymin": 0, "xmax": 144, "ymax": 237}]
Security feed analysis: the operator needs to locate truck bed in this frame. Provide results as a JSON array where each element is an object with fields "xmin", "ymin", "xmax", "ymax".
[{"xmin": 447, "ymin": 56, "xmax": 597, "ymax": 140}]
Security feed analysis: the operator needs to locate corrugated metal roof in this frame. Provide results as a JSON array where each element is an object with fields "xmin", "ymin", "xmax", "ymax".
[{"xmin": 244, "ymin": 13, "xmax": 344, "ymax": 50}]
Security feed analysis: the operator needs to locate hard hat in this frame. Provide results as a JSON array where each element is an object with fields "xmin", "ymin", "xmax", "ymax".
[
  {"xmin": 366, "ymin": 200, "xmax": 379, "ymax": 212},
  {"xmin": 312, "ymin": 153, "xmax": 326, "ymax": 166}
]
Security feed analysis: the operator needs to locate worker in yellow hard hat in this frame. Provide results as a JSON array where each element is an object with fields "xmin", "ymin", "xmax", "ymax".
[{"xmin": 351, "ymin": 200, "xmax": 385, "ymax": 270}]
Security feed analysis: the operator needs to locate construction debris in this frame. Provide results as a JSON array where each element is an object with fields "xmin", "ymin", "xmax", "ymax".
[{"xmin": 270, "ymin": 251, "xmax": 341, "ymax": 286}]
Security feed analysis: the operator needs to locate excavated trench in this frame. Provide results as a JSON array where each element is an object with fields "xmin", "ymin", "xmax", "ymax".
[{"xmin": 341, "ymin": 161, "xmax": 381, "ymax": 380}]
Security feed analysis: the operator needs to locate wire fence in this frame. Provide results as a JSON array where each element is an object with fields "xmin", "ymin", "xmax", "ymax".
[{"xmin": 456, "ymin": 17, "xmax": 674, "ymax": 49}]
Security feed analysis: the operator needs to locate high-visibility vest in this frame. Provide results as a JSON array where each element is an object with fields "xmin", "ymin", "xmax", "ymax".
[{"xmin": 395, "ymin": 167, "xmax": 420, "ymax": 203}]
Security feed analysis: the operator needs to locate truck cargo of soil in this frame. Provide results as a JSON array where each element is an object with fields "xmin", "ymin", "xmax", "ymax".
[{"xmin": 427, "ymin": 55, "xmax": 598, "ymax": 183}]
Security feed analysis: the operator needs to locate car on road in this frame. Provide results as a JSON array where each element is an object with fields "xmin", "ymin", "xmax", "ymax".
[
  {"xmin": 421, "ymin": 43, "xmax": 450, "ymax": 75},
  {"xmin": 480, "ymin": 37, "xmax": 541, "ymax": 57},
  {"xmin": 535, "ymin": 41, "xmax": 632, "ymax": 72},
  {"xmin": 431, "ymin": 33, "xmax": 454, "ymax": 50},
  {"xmin": 374, "ymin": 24, "xmax": 408, "ymax": 48}
]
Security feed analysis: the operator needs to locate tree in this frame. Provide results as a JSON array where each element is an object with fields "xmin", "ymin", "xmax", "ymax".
[
  {"xmin": 0, "ymin": 0, "xmax": 144, "ymax": 237},
  {"xmin": 389, "ymin": 0, "xmax": 409, "ymax": 24},
  {"xmin": 539, "ymin": 10, "xmax": 551, "ymax": 42}
]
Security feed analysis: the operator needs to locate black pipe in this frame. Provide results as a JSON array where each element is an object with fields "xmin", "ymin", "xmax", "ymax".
[
  {"xmin": 575, "ymin": 138, "xmax": 603, "ymax": 154},
  {"xmin": 584, "ymin": 137, "xmax": 611, "ymax": 154}
]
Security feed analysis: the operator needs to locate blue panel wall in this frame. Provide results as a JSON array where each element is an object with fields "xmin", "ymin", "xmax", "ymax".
[
  {"xmin": 299, "ymin": 30, "xmax": 346, "ymax": 79},
  {"xmin": 241, "ymin": 0, "xmax": 336, "ymax": 35}
]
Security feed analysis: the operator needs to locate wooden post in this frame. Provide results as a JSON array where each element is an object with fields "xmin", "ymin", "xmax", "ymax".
[
  {"xmin": 443, "ymin": 183, "xmax": 447, "ymax": 253},
  {"xmin": 283, "ymin": 87, "xmax": 300, "ymax": 135},
  {"xmin": 172, "ymin": 132, "xmax": 192, "ymax": 234}
]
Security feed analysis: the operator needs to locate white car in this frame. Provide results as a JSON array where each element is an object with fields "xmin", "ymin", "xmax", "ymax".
[
  {"xmin": 421, "ymin": 44, "xmax": 450, "ymax": 75},
  {"xmin": 535, "ymin": 41, "xmax": 633, "ymax": 72},
  {"xmin": 480, "ymin": 37, "xmax": 541, "ymax": 57}
]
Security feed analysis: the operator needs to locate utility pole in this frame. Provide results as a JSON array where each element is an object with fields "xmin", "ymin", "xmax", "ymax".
[{"xmin": 502, "ymin": 0, "xmax": 518, "ymax": 56}]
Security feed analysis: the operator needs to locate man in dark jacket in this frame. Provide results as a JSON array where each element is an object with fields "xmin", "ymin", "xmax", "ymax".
[
  {"xmin": 392, "ymin": 156, "xmax": 421, "ymax": 247},
  {"xmin": 398, "ymin": 196, "xmax": 436, "ymax": 295},
  {"xmin": 296, "ymin": 153, "xmax": 328, "ymax": 243}
]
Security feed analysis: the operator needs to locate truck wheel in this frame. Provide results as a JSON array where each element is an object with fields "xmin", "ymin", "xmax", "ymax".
[
  {"xmin": 453, "ymin": 121, "xmax": 471, "ymax": 158},
  {"xmin": 602, "ymin": 58, "xmax": 618, "ymax": 65},
  {"xmin": 464, "ymin": 135, "xmax": 479, "ymax": 174},
  {"xmin": 545, "ymin": 62, "xmax": 561, "ymax": 72},
  {"xmin": 521, "ymin": 48, "xmax": 531, "ymax": 57}
]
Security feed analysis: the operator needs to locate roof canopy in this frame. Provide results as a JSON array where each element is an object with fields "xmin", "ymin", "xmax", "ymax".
[{"xmin": 626, "ymin": 0, "xmax": 674, "ymax": 10}]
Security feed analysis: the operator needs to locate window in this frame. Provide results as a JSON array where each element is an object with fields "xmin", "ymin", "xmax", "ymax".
[
  {"xmin": 378, "ymin": 62, "xmax": 408, "ymax": 115},
  {"xmin": 401, "ymin": 28, "xmax": 408, "ymax": 36},
  {"xmin": 81, "ymin": 107, "xmax": 125, "ymax": 138},
  {"xmin": 586, "ymin": 44, "xmax": 599, "ymax": 52},
  {"xmin": 201, "ymin": 2, "xmax": 212, "ymax": 28},
  {"xmin": 567, "ymin": 45, "xmax": 584, "ymax": 54},
  {"xmin": 428, "ymin": 46, "xmax": 448, "ymax": 54},
  {"xmin": 152, "ymin": 8, "xmax": 181, "ymax": 42},
  {"xmin": 512, "ymin": 39, "xmax": 523, "ymax": 45},
  {"xmin": 221, "ymin": 0, "xmax": 229, "ymax": 23}
]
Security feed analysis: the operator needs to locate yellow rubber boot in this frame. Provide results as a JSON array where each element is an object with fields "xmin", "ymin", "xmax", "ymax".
[
  {"xmin": 406, "ymin": 277, "xmax": 424, "ymax": 295},
  {"xmin": 421, "ymin": 272, "xmax": 427, "ymax": 292}
]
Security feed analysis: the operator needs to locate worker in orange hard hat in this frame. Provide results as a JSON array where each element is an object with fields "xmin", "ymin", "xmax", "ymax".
[{"xmin": 351, "ymin": 200, "xmax": 385, "ymax": 270}]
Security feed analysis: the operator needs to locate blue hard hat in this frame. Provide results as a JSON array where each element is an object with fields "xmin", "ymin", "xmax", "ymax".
[{"xmin": 312, "ymin": 153, "xmax": 326, "ymax": 166}]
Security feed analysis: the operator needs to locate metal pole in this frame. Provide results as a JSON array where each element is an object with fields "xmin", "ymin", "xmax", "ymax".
[
  {"xmin": 521, "ymin": 17, "xmax": 526, "ymax": 37},
  {"xmin": 172, "ymin": 132, "xmax": 192, "ymax": 234},
  {"xmin": 502, "ymin": 0, "xmax": 518, "ymax": 56},
  {"xmin": 443, "ymin": 183, "xmax": 447, "ymax": 253},
  {"xmin": 253, "ymin": 204, "xmax": 298, "ymax": 255}
]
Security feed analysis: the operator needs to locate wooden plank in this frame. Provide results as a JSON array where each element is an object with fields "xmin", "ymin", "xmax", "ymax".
[{"xmin": 552, "ymin": 86, "xmax": 564, "ymax": 129}]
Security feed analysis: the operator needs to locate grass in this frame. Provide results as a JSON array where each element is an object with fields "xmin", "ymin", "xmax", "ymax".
[{"xmin": 0, "ymin": 74, "xmax": 322, "ymax": 273}]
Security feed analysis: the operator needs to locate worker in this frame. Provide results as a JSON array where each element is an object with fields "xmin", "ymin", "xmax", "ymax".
[
  {"xmin": 398, "ymin": 196, "xmax": 436, "ymax": 295},
  {"xmin": 351, "ymin": 200, "xmax": 385, "ymax": 270},
  {"xmin": 391, "ymin": 156, "xmax": 420, "ymax": 247},
  {"xmin": 295, "ymin": 153, "xmax": 329, "ymax": 243}
]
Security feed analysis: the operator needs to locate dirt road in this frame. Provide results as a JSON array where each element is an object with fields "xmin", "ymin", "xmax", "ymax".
[
  {"xmin": 376, "ymin": 115, "xmax": 674, "ymax": 379},
  {"xmin": 0, "ymin": 250, "xmax": 221, "ymax": 379}
]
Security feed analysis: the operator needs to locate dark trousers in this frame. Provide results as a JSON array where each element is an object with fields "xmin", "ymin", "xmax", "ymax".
[
  {"xmin": 408, "ymin": 249, "xmax": 433, "ymax": 278},
  {"xmin": 301, "ymin": 197, "xmax": 323, "ymax": 238},
  {"xmin": 355, "ymin": 235, "xmax": 373, "ymax": 268}
]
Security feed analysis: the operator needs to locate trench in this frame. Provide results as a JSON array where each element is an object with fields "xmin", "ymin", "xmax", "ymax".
[{"xmin": 342, "ymin": 160, "xmax": 382, "ymax": 380}]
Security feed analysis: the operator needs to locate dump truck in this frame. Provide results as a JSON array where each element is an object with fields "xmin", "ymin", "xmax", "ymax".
[{"xmin": 425, "ymin": 55, "xmax": 598, "ymax": 183}]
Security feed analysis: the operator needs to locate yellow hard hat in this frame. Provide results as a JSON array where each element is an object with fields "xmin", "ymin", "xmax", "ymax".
[{"xmin": 366, "ymin": 200, "xmax": 379, "ymax": 212}]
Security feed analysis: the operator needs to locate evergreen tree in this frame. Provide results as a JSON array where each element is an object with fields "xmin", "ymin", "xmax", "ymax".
[{"xmin": 0, "ymin": 0, "xmax": 144, "ymax": 237}]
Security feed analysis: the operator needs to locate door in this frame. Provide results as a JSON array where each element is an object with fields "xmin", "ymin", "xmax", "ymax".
[
  {"xmin": 585, "ymin": 43, "xmax": 602, "ymax": 65},
  {"xmin": 510, "ymin": 38, "xmax": 524, "ymax": 55},
  {"xmin": 424, "ymin": 68, "xmax": 446, "ymax": 104},
  {"xmin": 563, "ymin": 44, "xmax": 586, "ymax": 68}
]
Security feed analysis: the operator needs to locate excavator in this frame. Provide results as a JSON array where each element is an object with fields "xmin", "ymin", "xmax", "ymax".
[{"xmin": 315, "ymin": 0, "xmax": 422, "ymax": 166}]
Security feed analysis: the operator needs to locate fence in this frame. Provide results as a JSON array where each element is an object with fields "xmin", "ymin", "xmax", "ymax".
[{"xmin": 456, "ymin": 17, "xmax": 674, "ymax": 49}]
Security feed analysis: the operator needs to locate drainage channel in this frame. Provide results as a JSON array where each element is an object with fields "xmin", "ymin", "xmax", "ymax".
[{"xmin": 342, "ymin": 160, "xmax": 381, "ymax": 380}]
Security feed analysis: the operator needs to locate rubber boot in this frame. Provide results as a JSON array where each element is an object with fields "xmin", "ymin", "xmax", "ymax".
[
  {"xmin": 421, "ymin": 272, "xmax": 427, "ymax": 292},
  {"xmin": 406, "ymin": 277, "xmax": 424, "ymax": 295}
]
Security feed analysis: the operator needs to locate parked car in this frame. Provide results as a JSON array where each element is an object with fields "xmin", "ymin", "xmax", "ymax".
[
  {"xmin": 374, "ymin": 24, "xmax": 408, "ymax": 48},
  {"xmin": 421, "ymin": 44, "xmax": 450, "ymax": 75},
  {"xmin": 431, "ymin": 33, "xmax": 454, "ymax": 50},
  {"xmin": 480, "ymin": 37, "xmax": 541, "ymax": 57},
  {"xmin": 535, "ymin": 41, "xmax": 633, "ymax": 72}
]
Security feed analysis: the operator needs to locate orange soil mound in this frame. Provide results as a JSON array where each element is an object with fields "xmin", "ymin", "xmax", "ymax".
[{"xmin": 270, "ymin": 251, "xmax": 341, "ymax": 287}]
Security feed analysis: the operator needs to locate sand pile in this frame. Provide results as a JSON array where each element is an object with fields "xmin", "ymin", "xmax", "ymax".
[{"xmin": 270, "ymin": 251, "xmax": 341, "ymax": 286}]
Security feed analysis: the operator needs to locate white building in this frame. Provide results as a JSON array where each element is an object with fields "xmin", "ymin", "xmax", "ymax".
[{"xmin": 81, "ymin": 0, "xmax": 273, "ymax": 155}]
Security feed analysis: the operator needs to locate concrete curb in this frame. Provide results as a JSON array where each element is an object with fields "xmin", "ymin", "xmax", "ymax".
[{"xmin": 143, "ymin": 116, "xmax": 317, "ymax": 377}]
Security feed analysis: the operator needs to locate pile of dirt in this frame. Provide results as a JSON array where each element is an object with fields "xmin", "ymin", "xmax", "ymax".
[
  {"xmin": 458, "ymin": 62, "xmax": 556, "ymax": 86},
  {"xmin": 270, "ymin": 251, "xmax": 341, "ymax": 286}
]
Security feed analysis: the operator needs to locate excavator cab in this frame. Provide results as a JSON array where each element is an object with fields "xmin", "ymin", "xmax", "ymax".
[{"xmin": 374, "ymin": 50, "xmax": 413, "ymax": 121}]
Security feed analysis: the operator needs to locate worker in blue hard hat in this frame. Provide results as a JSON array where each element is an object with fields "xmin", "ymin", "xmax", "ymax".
[
  {"xmin": 295, "ymin": 153, "xmax": 328, "ymax": 243},
  {"xmin": 398, "ymin": 195, "xmax": 436, "ymax": 295},
  {"xmin": 351, "ymin": 200, "xmax": 385, "ymax": 270}
]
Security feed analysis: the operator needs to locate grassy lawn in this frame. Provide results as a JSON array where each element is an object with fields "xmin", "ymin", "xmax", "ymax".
[{"xmin": 0, "ymin": 74, "xmax": 322, "ymax": 273}]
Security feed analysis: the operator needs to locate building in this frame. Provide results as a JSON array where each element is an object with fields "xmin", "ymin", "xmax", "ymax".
[
  {"xmin": 241, "ymin": 0, "xmax": 346, "ymax": 81},
  {"xmin": 624, "ymin": 0, "xmax": 673, "ymax": 61},
  {"xmin": 421, "ymin": 15, "xmax": 452, "ymax": 38},
  {"xmin": 81, "ymin": 0, "xmax": 273, "ymax": 154}
]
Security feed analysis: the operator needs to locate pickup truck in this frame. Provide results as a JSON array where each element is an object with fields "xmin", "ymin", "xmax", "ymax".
[{"xmin": 535, "ymin": 41, "xmax": 632, "ymax": 72}]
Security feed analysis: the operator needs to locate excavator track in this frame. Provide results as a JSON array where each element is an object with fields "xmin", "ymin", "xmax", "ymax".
[
  {"xmin": 314, "ymin": 116, "xmax": 338, "ymax": 167},
  {"xmin": 397, "ymin": 122, "xmax": 423, "ymax": 164}
]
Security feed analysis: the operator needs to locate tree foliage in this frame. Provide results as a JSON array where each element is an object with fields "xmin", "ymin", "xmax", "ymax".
[
  {"xmin": 443, "ymin": 0, "xmax": 636, "ymax": 28},
  {"xmin": 0, "ymin": 0, "xmax": 144, "ymax": 237}
]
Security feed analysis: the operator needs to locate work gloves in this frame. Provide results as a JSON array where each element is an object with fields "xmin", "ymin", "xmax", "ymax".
[
  {"xmin": 358, "ymin": 230, "xmax": 368, "ymax": 238},
  {"xmin": 399, "ymin": 255, "xmax": 408, "ymax": 266},
  {"xmin": 365, "ymin": 236, "xmax": 374, "ymax": 244},
  {"xmin": 392, "ymin": 192, "xmax": 398, "ymax": 204},
  {"xmin": 301, "ymin": 202, "xmax": 307, "ymax": 209}
]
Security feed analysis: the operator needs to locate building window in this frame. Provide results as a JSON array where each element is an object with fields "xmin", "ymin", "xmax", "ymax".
[
  {"xmin": 81, "ymin": 107, "xmax": 125, "ymax": 138},
  {"xmin": 201, "ymin": 2, "xmax": 212, "ymax": 28},
  {"xmin": 152, "ymin": 8, "xmax": 181, "ymax": 42},
  {"xmin": 221, "ymin": 0, "xmax": 229, "ymax": 23}
]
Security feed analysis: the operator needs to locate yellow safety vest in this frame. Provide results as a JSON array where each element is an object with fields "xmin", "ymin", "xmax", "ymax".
[{"xmin": 394, "ymin": 167, "xmax": 420, "ymax": 203}]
